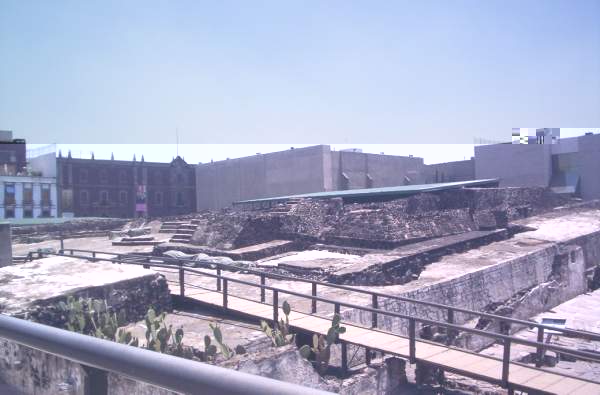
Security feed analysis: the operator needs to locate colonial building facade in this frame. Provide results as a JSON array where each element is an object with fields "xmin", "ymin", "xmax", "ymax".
[{"xmin": 57, "ymin": 153, "xmax": 196, "ymax": 218}]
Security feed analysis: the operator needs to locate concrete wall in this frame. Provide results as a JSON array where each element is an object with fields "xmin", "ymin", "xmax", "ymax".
[
  {"xmin": 29, "ymin": 152, "xmax": 57, "ymax": 177},
  {"xmin": 197, "ymin": 146, "xmax": 329, "ymax": 210},
  {"xmin": 577, "ymin": 134, "xmax": 600, "ymax": 200},
  {"xmin": 474, "ymin": 143, "xmax": 552, "ymax": 187},
  {"xmin": 196, "ymin": 145, "xmax": 428, "ymax": 210},
  {"xmin": 330, "ymin": 152, "xmax": 425, "ymax": 190},
  {"xmin": 424, "ymin": 159, "xmax": 475, "ymax": 184}
]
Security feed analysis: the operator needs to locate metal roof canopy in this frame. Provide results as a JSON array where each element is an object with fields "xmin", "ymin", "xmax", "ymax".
[{"xmin": 234, "ymin": 179, "xmax": 500, "ymax": 205}]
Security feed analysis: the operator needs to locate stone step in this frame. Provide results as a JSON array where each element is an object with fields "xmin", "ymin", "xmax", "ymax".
[
  {"xmin": 162, "ymin": 222, "xmax": 189, "ymax": 228},
  {"xmin": 171, "ymin": 234, "xmax": 192, "ymax": 240},
  {"xmin": 175, "ymin": 229, "xmax": 195, "ymax": 235},
  {"xmin": 158, "ymin": 229, "xmax": 177, "ymax": 234},
  {"xmin": 178, "ymin": 224, "xmax": 198, "ymax": 230}
]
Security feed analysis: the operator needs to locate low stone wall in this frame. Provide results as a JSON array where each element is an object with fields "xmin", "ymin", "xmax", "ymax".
[
  {"xmin": 342, "ymin": 242, "xmax": 587, "ymax": 343},
  {"xmin": 11, "ymin": 218, "xmax": 130, "ymax": 243}
]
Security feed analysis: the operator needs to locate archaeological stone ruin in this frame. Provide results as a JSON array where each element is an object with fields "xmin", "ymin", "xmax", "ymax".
[{"xmin": 2, "ymin": 184, "xmax": 600, "ymax": 394}]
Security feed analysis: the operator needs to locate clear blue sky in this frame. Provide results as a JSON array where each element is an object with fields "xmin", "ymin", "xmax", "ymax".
[{"xmin": 2, "ymin": 1, "xmax": 599, "ymax": 149}]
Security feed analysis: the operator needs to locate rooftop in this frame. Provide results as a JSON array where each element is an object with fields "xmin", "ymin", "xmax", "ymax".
[{"xmin": 234, "ymin": 178, "xmax": 500, "ymax": 205}]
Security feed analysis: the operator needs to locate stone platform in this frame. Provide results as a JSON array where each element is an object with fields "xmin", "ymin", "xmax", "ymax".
[{"xmin": 0, "ymin": 257, "xmax": 171, "ymax": 323}]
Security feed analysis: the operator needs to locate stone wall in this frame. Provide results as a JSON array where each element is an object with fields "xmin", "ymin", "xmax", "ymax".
[
  {"xmin": 342, "ymin": 243, "xmax": 587, "ymax": 342},
  {"xmin": 11, "ymin": 218, "xmax": 130, "ymax": 243},
  {"xmin": 189, "ymin": 187, "xmax": 573, "ymax": 252}
]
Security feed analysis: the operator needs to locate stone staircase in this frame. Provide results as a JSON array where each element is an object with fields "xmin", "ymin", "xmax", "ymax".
[{"xmin": 159, "ymin": 221, "xmax": 199, "ymax": 243}]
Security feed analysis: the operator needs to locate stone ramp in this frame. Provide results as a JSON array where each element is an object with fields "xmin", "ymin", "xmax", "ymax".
[{"xmin": 183, "ymin": 288, "xmax": 600, "ymax": 395}]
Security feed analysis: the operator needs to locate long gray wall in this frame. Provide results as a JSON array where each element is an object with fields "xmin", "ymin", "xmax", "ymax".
[
  {"xmin": 423, "ymin": 159, "xmax": 475, "ymax": 184},
  {"xmin": 330, "ymin": 151, "xmax": 425, "ymax": 190},
  {"xmin": 577, "ymin": 134, "xmax": 600, "ymax": 200},
  {"xmin": 196, "ymin": 146, "xmax": 427, "ymax": 210},
  {"xmin": 196, "ymin": 145, "xmax": 329, "ymax": 210},
  {"xmin": 475, "ymin": 143, "xmax": 552, "ymax": 187}
]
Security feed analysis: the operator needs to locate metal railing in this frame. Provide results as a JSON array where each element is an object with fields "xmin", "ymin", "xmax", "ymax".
[
  {"xmin": 57, "ymin": 248, "xmax": 600, "ymax": 341},
  {"xmin": 0, "ymin": 314, "xmax": 332, "ymax": 395},
  {"xmin": 52, "ymin": 249, "xmax": 600, "ymax": 390}
]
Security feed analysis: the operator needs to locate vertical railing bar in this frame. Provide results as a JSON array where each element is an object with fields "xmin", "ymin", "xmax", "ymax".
[
  {"xmin": 341, "ymin": 342, "xmax": 348, "ymax": 376},
  {"xmin": 409, "ymin": 318, "xmax": 416, "ymax": 364},
  {"xmin": 371, "ymin": 294, "xmax": 378, "ymax": 328},
  {"xmin": 502, "ymin": 338, "xmax": 511, "ymax": 386},
  {"xmin": 536, "ymin": 327, "xmax": 545, "ymax": 368},
  {"xmin": 261, "ymin": 274, "xmax": 266, "ymax": 303},
  {"xmin": 216, "ymin": 267, "xmax": 221, "ymax": 291},
  {"xmin": 273, "ymin": 290, "xmax": 279, "ymax": 324},
  {"xmin": 447, "ymin": 308, "xmax": 454, "ymax": 346},
  {"xmin": 179, "ymin": 263, "xmax": 185, "ymax": 297},
  {"xmin": 311, "ymin": 282, "xmax": 317, "ymax": 314},
  {"xmin": 222, "ymin": 279, "xmax": 228, "ymax": 309}
]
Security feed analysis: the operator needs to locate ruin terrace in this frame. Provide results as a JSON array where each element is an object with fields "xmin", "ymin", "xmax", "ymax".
[{"xmin": 3, "ymin": 185, "xmax": 600, "ymax": 394}]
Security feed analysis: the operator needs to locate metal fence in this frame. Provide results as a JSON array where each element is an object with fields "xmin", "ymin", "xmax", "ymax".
[{"xmin": 0, "ymin": 314, "xmax": 333, "ymax": 395}]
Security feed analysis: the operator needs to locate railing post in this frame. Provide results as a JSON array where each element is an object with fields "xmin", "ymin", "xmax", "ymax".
[
  {"xmin": 70, "ymin": 249, "xmax": 74, "ymax": 256},
  {"xmin": 341, "ymin": 342, "xmax": 348, "ymax": 376},
  {"xmin": 273, "ymin": 290, "xmax": 279, "ymax": 323},
  {"xmin": 178, "ymin": 263, "xmax": 185, "ymax": 297},
  {"xmin": 502, "ymin": 338, "xmax": 511, "ymax": 386},
  {"xmin": 216, "ymin": 267, "xmax": 222, "ymax": 291},
  {"xmin": 261, "ymin": 274, "xmax": 266, "ymax": 303},
  {"xmin": 60, "ymin": 236, "xmax": 64, "ymax": 253},
  {"xmin": 365, "ymin": 348, "xmax": 372, "ymax": 366},
  {"xmin": 371, "ymin": 294, "xmax": 378, "ymax": 328},
  {"xmin": 82, "ymin": 365, "xmax": 108, "ymax": 395},
  {"xmin": 222, "ymin": 279, "xmax": 228, "ymax": 309},
  {"xmin": 143, "ymin": 256, "xmax": 150, "ymax": 269},
  {"xmin": 446, "ymin": 308, "xmax": 454, "ymax": 345},
  {"xmin": 92, "ymin": 251, "xmax": 96, "ymax": 262},
  {"xmin": 334, "ymin": 303, "xmax": 340, "ymax": 317},
  {"xmin": 311, "ymin": 282, "xmax": 317, "ymax": 314},
  {"xmin": 409, "ymin": 318, "xmax": 416, "ymax": 364},
  {"xmin": 536, "ymin": 327, "xmax": 545, "ymax": 368}
]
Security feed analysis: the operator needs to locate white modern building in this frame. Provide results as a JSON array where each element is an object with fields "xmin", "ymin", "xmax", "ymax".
[
  {"xmin": 0, "ymin": 133, "xmax": 58, "ymax": 220},
  {"xmin": 0, "ymin": 175, "xmax": 58, "ymax": 219}
]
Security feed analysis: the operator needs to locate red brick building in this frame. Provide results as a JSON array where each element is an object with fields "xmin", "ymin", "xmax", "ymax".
[{"xmin": 57, "ymin": 153, "xmax": 196, "ymax": 218}]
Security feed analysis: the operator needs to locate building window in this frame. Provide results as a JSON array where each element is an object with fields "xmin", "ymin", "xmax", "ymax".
[
  {"xmin": 4, "ymin": 208, "xmax": 14, "ymax": 218},
  {"xmin": 119, "ymin": 190, "xmax": 128, "ymax": 203},
  {"xmin": 155, "ymin": 191, "xmax": 163, "ymax": 205},
  {"xmin": 23, "ymin": 183, "xmax": 33, "ymax": 204},
  {"xmin": 119, "ymin": 171, "xmax": 127, "ymax": 184},
  {"xmin": 4, "ymin": 183, "xmax": 15, "ymax": 205},
  {"xmin": 79, "ymin": 169, "xmax": 88, "ymax": 183},
  {"xmin": 80, "ymin": 190, "xmax": 89, "ymax": 205},
  {"xmin": 23, "ymin": 208, "xmax": 33, "ymax": 218},
  {"xmin": 41, "ymin": 184, "xmax": 51, "ymax": 205},
  {"xmin": 41, "ymin": 208, "xmax": 51, "ymax": 217},
  {"xmin": 100, "ymin": 190, "xmax": 109, "ymax": 205},
  {"xmin": 176, "ymin": 191, "xmax": 184, "ymax": 206},
  {"xmin": 100, "ymin": 169, "xmax": 108, "ymax": 184}
]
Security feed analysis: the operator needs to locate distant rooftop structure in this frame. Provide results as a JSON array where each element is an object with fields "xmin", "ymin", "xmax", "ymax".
[{"xmin": 234, "ymin": 178, "xmax": 499, "ymax": 206}]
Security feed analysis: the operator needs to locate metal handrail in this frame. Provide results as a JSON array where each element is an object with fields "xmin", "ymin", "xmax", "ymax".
[
  {"xmin": 58, "ymin": 248, "xmax": 600, "ymax": 341},
  {"xmin": 0, "ymin": 314, "xmax": 332, "ymax": 395},
  {"xmin": 50, "ymin": 250, "xmax": 600, "ymax": 365}
]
